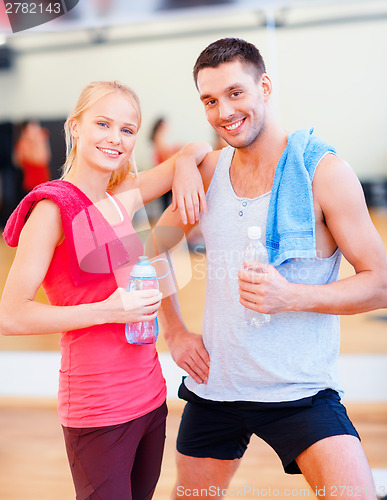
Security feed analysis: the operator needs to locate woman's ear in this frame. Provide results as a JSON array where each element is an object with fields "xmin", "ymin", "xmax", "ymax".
[{"xmin": 69, "ymin": 119, "xmax": 79, "ymax": 139}]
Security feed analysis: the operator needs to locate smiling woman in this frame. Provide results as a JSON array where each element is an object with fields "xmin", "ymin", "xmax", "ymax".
[
  {"xmin": 0, "ymin": 80, "xmax": 212, "ymax": 500},
  {"xmin": 61, "ymin": 80, "xmax": 142, "ymax": 195},
  {"xmin": 64, "ymin": 92, "xmax": 139, "ymax": 204}
]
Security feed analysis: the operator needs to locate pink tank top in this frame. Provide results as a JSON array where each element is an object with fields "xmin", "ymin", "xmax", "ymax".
[{"xmin": 42, "ymin": 193, "xmax": 166, "ymax": 428}]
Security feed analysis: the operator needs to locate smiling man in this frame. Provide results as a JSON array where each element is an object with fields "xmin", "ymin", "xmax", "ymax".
[{"xmin": 156, "ymin": 38, "xmax": 387, "ymax": 499}]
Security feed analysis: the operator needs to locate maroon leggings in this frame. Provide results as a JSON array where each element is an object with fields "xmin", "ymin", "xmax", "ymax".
[{"xmin": 62, "ymin": 402, "xmax": 167, "ymax": 500}]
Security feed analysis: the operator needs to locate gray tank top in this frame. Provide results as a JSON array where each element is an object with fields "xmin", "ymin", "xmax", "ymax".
[{"xmin": 185, "ymin": 146, "xmax": 342, "ymax": 402}]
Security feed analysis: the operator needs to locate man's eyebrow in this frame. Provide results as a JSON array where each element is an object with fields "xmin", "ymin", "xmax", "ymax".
[
  {"xmin": 224, "ymin": 83, "xmax": 244, "ymax": 93},
  {"xmin": 200, "ymin": 83, "xmax": 243, "ymax": 102}
]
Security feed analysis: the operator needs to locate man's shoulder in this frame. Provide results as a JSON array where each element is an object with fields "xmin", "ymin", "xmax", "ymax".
[
  {"xmin": 200, "ymin": 149, "xmax": 223, "ymax": 191},
  {"xmin": 202, "ymin": 148, "xmax": 223, "ymax": 169},
  {"xmin": 312, "ymin": 153, "xmax": 361, "ymax": 210}
]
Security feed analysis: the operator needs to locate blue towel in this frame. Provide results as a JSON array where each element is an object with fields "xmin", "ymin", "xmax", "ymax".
[{"xmin": 266, "ymin": 128, "xmax": 336, "ymax": 267}]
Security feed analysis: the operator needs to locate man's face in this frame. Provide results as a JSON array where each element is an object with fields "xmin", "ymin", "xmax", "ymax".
[{"xmin": 197, "ymin": 60, "xmax": 268, "ymax": 150}]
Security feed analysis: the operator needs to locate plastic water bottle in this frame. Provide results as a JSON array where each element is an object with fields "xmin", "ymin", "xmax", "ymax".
[
  {"xmin": 242, "ymin": 226, "xmax": 270, "ymax": 328},
  {"xmin": 125, "ymin": 256, "xmax": 159, "ymax": 344}
]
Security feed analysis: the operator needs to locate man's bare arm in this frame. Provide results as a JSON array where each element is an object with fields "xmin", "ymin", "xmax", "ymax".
[
  {"xmin": 152, "ymin": 151, "xmax": 220, "ymax": 383},
  {"xmin": 155, "ymin": 206, "xmax": 210, "ymax": 384}
]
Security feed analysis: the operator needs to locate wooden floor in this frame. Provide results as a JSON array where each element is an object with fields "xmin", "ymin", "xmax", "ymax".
[
  {"xmin": 0, "ymin": 209, "xmax": 386, "ymax": 499},
  {"xmin": 0, "ymin": 399, "xmax": 386, "ymax": 500}
]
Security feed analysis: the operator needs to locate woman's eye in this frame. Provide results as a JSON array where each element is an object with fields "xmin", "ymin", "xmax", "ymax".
[
  {"xmin": 97, "ymin": 122, "xmax": 108, "ymax": 128},
  {"xmin": 122, "ymin": 128, "xmax": 133, "ymax": 135}
]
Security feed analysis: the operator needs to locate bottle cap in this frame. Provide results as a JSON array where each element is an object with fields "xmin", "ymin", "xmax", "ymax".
[
  {"xmin": 130, "ymin": 256, "xmax": 157, "ymax": 279},
  {"xmin": 247, "ymin": 226, "xmax": 261, "ymax": 240}
]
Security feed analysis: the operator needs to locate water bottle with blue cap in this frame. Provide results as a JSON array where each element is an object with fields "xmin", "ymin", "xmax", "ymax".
[{"xmin": 125, "ymin": 255, "xmax": 169, "ymax": 344}]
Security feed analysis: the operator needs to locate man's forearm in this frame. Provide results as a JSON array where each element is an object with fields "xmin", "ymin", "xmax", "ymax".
[
  {"xmin": 158, "ymin": 292, "xmax": 210, "ymax": 384},
  {"xmin": 158, "ymin": 292, "xmax": 187, "ymax": 345},
  {"xmin": 239, "ymin": 265, "xmax": 387, "ymax": 316},
  {"xmin": 288, "ymin": 270, "xmax": 387, "ymax": 315}
]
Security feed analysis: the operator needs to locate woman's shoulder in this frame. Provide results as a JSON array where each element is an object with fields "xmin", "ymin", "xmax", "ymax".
[
  {"xmin": 28, "ymin": 197, "xmax": 61, "ymax": 219},
  {"xmin": 18, "ymin": 198, "xmax": 63, "ymax": 249},
  {"xmin": 3, "ymin": 180, "xmax": 84, "ymax": 248}
]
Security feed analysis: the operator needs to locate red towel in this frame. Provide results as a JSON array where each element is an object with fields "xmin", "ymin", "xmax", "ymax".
[{"xmin": 2, "ymin": 180, "xmax": 130, "ymax": 285}]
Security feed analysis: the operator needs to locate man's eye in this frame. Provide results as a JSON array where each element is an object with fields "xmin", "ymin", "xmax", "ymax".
[
  {"xmin": 231, "ymin": 91, "xmax": 242, "ymax": 98},
  {"xmin": 205, "ymin": 100, "xmax": 216, "ymax": 107}
]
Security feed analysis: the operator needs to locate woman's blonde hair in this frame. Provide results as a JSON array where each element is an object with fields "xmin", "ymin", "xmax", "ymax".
[{"xmin": 62, "ymin": 80, "xmax": 142, "ymax": 190}]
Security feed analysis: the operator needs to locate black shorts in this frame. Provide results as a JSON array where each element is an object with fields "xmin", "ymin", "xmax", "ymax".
[{"xmin": 176, "ymin": 382, "xmax": 359, "ymax": 474}]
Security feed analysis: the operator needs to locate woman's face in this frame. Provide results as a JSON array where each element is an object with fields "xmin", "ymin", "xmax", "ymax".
[{"xmin": 71, "ymin": 91, "xmax": 139, "ymax": 176}]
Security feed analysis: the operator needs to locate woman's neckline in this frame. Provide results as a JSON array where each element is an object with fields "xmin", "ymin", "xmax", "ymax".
[{"xmin": 60, "ymin": 179, "xmax": 125, "ymax": 226}]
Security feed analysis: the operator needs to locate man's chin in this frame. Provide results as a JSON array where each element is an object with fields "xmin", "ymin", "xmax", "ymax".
[{"xmin": 222, "ymin": 137, "xmax": 247, "ymax": 149}]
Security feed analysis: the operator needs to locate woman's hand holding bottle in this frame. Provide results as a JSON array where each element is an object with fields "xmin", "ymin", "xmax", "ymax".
[{"xmin": 99, "ymin": 288, "xmax": 162, "ymax": 324}]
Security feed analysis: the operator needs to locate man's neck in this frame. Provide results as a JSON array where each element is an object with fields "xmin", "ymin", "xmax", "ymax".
[{"xmin": 230, "ymin": 124, "xmax": 288, "ymax": 199}]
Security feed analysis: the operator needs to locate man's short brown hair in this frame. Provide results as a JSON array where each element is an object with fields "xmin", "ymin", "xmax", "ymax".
[{"xmin": 193, "ymin": 38, "xmax": 266, "ymax": 87}]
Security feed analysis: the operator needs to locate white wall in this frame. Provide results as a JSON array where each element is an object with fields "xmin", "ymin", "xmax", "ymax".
[
  {"xmin": 2, "ymin": 351, "xmax": 387, "ymax": 402},
  {"xmin": 276, "ymin": 18, "xmax": 387, "ymax": 179},
  {"xmin": 1, "ymin": 1, "xmax": 387, "ymax": 178}
]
